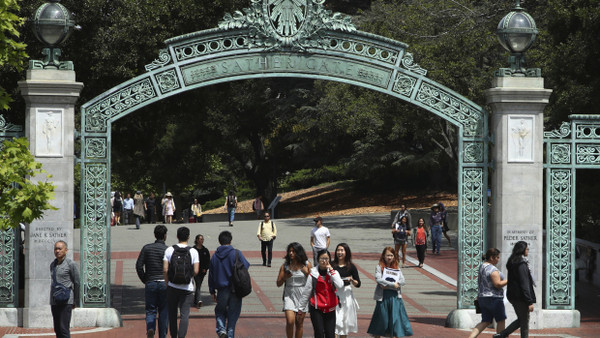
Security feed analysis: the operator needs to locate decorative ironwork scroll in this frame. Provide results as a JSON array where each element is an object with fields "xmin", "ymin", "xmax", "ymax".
[
  {"xmin": 0, "ymin": 115, "xmax": 24, "ymax": 308},
  {"xmin": 79, "ymin": 0, "xmax": 488, "ymax": 309},
  {"xmin": 544, "ymin": 114, "xmax": 600, "ymax": 309}
]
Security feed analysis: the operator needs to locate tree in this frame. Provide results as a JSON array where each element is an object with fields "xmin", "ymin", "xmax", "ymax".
[
  {"xmin": 0, "ymin": 137, "xmax": 56, "ymax": 230},
  {"xmin": 0, "ymin": 0, "xmax": 27, "ymax": 110}
]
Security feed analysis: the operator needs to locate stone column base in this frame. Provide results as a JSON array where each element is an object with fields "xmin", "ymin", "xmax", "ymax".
[
  {"xmin": 0, "ymin": 308, "xmax": 21, "ymax": 326},
  {"xmin": 445, "ymin": 308, "xmax": 581, "ymax": 329},
  {"xmin": 21, "ymin": 307, "xmax": 122, "ymax": 328}
]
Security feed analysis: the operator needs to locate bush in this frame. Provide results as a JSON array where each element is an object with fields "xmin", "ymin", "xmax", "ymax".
[{"xmin": 280, "ymin": 164, "xmax": 348, "ymax": 191}]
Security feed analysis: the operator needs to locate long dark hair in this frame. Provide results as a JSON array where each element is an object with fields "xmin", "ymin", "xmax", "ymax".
[
  {"xmin": 332, "ymin": 243, "xmax": 353, "ymax": 269},
  {"xmin": 284, "ymin": 242, "xmax": 308, "ymax": 266},
  {"xmin": 507, "ymin": 241, "xmax": 528, "ymax": 267}
]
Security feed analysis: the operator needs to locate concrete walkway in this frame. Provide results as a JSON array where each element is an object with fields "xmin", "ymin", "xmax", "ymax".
[{"xmin": 2, "ymin": 214, "xmax": 599, "ymax": 337}]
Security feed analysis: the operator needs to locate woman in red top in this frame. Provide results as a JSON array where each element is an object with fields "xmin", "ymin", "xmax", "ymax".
[
  {"xmin": 298, "ymin": 249, "xmax": 344, "ymax": 338},
  {"xmin": 414, "ymin": 218, "xmax": 428, "ymax": 268}
]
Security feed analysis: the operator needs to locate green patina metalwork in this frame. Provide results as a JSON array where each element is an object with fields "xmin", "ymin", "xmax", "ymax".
[
  {"xmin": 0, "ymin": 114, "xmax": 24, "ymax": 308},
  {"xmin": 543, "ymin": 114, "xmax": 600, "ymax": 309},
  {"xmin": 79, "ymin": 0, "xmax": 488, "ymax": 308}
]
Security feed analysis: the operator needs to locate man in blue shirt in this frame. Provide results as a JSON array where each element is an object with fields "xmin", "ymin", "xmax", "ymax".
[
  {"xmin": 123, "ymin": 193, "xmax": 134, "ymax": 225},
  {"xmin": 209, "ymin": 231, "xmax": 250, "ymax": 338}
]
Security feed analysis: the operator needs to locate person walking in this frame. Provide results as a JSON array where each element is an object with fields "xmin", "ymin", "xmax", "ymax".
[
  {"xmin": 134, "ymin": 191, "xmax": 146, "ymax": 229},
  {"xmin": 123, "ymin": 193, "xmax": 134, "ymax": 225},
  {"xmin": 429, "ymin": 204, "xmax": 443, "ymax": 255},
  {"xmin": 190, "ymin": 199, "xmax": 202, "ymax": 223},
  {"xmin": 276, "ymin": 242, "xmax": 312, "ymax": 338},
  {"xmin": 257, "ymin": 212, "xmax": 277, "ymax": 267},
  {"xmin": 193, "ymin": 234, "xmax": 210, "ymax": 308},
  {"xmin": 469, "ymin": 248, "xmax": 507, "ymax": 338},
  {"xmin": 392, "ymin": 215, "xmax": 411, "ymax": 268},
  {"xmin": 391, "ymin": 204, "xmax": 412, "ymax": 230},
  {"xmin": 136, "ymin": 225, "xmax": 169, "ymax": 338},
  {"xmin": 252, "ymin": 195, "xmax": 264, "ymax": 219},
  {"xmin": 146, "ymin": 192, "xmax": 157, "ymax": 224},
  {"xmin": 50, "ymin": 240, "xmax": 80, "ymax": 338},
  {"xmin": 439, "ymin": 202, "xmax": 452, "ymax": 247},
  {"xmin": 224, "ymin": 191, "xmax": 237, "ymax": 226},
  {"xmin": 162, "ymin": 192, "xmax": 175, "ymax": 224},
  {"xmin": 414, "ymin": 218, "xmax": 428, "ymax": 268},
  {"xmin": 298, "ymin": 249, "xmax": 344, "ymax": 338},
  {"xmin": 111, "ymin": 191, "xmax": 123, "ymax": 225},
  {"xmin": 367, "ymin": 246, "xmax": 413, "ymax": 338},
  {"xmin": 310, "ymin": 216, "xmax": 330, "ymax": 266},
  {"xmin": 332, "ymin": 243, "xmax": 361, "ymax": 338},
  {"xmin": 163, "ymin": 226, "xmax": 199, "ymax": 338},
  {"xmin": 493, "ymin": 241, "xmax": 536, "ymax": 338},
  {"xmin": 209, "ymin": 231, "xmax": 250, "ymax": 338}
]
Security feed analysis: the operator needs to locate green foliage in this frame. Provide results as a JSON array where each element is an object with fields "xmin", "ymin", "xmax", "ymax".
[
  {"xmin": 280, "ymin": 164, "xmax": 348, "ymax": 191},
  {"xmin": 0, "ymin": 0, "xmax": 27, "ymax": 110},
  {"xmin": 0, "ymin": 137, "xmax": 57, "ymax": 230}
]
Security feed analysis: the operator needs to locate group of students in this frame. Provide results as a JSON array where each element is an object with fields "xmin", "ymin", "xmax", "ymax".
[{"xmin": 276, "ymin": 241, "xmax": 413, "ymax": 338}]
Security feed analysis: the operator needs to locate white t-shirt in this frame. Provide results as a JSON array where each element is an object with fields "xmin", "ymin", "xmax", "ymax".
[
  {"xmin": 311, "ymin": 226, "xmax": 330, "ymax": 249},
  {"xmin": 163, "ymin": 244, "xmax": 199, "ymax": 291}
]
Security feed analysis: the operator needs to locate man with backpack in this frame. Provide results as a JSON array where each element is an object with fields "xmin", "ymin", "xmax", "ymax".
[
  {"xmin": 209, "ymin": 231, "xmax": 250, "ymax": 338},
  {"xmin": 257, "ymin": 212, "xmax": 277, "ymax": 267},
  {"xmin": 223, "ymin": 191, "xmax": 237, "ymax": 226},
  {"xmin": 163, "ymin": 226, "xmax": 199, "ymax": 338}
]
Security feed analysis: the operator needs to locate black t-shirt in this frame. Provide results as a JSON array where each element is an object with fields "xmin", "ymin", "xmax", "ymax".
[{"xmin": 334, "ymin": 264, "xmax": 361, "ymax": 287}]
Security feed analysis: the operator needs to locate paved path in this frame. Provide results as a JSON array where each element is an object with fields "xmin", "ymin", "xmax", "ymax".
[{"xmin": 2, "ymin": 214, "xmax": 599, "ymax": 337}]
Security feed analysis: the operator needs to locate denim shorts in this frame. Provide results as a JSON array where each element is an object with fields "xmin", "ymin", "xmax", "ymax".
[{"xmin": 479, "ymin": 297, "xmax": 507, "ymax": 323}]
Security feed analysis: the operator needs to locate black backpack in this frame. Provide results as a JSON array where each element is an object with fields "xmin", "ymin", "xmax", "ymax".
[
  {"xmin": 113, "ymin": 198, "xmax": 122, "ymax": 210},
  {"xmin": 260, "ymin": 221, "xmax": 274, "ymax": 232},
  {"xmin": 232, "ymin": 250, "xmax": 252, "ymax": 297},
  {"xmin": 168, "ymin": 245, "xmax": 193, "ymax": 284},
  {"xmin": 227, "ymin": 195, "xmax": 237, "ymax": 208}
]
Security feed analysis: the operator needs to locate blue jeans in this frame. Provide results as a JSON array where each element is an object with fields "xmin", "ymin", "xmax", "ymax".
[
  {"xmin": 214, "ymin": 286, "xmax": 242, "ymax": 338},
  {"xmin": 227, "ymin": 207, "xmax": 236, "ymax": 222},
  {"xmin": 431, "ymin": 225, "xmax": 442, "ymax": 254},
  {"xmin": 145, "ymin": 281, "xmax": 168, "ymax": 338}
]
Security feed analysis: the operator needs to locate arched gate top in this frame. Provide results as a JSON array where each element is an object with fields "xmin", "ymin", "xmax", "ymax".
[{"xmin": 81, "ymin": 0, "xmax": 487, "ymax": 140}]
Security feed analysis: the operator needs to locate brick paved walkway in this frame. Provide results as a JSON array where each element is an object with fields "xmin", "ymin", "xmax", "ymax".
[{"xmin": 2, "ymin": 215, "xmax": 598, "ymax": 337}]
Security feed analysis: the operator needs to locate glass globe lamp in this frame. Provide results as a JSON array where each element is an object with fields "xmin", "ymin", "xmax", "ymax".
[
  {"xmin": 31, "ymin": 0, "xmax": 79, "ymax": 68},
  {"xmin": 496, "ymin": 0, "xmax": 538, "ymax": 75}
]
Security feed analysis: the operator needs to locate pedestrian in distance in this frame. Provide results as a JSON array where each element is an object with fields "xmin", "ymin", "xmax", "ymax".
[
  {"xmin": 429, "ymin": 203, "xmax": 444, "ymax": 255},
  {"xmin": 50, "ymin": 240, "xmax": 80, "ymax": 338},
  {"xmin": 162, "ymin": 226, "xmax": 199, "ymax": 338},
  {"xmin": 298, "ymin": 249, "xmax": 344, "ymax": 338},
  {"xmin": 439, "ymin": 202, "xmax": 452, "ymax": 247},
  {"xmin": 257, "ymin": 212, "xmax": 277, "ymax": 267},
  {"xmin": 276, "ymin": 242, "xmax": 312, "ymax": 338},
  {"xmin": 224, "ymin": 191, "xmax": 237, "ymax": 226},
  {"xmin": 493, "ymin": 241, "xmax": 536, "ymax": 338},
  {"xmin": 310, "ymin": 216, "xmax": 330, "ymax": 266},
  {"xmin": 136, "ymin": 225, "xmax": 169, "ymax": 338},
  {"xmin": 252, "ymin": 195, "xmax": 264, "ymax": 219},
  {"xmin": 146, "ymin": 192, "xmax": 157, "ymax": 224},
  {"xmin": 123, "ymin": 193, "xmax": 134, "ymax": 225},
  {"xmin": 391, "ymin": 204, "xmax": 412, "ymax": 232},
  {"xmin": 414, "ymin": 218, "xmax": 428, "ymax": 268},
  {"xmin": 469, "ymin": 248, "xmax": 507, "ymax": 338},
  {"xmin": 193, "ymin": 234, "xmax": 210, "ymax": 308},
  {"xmin": 209, "ymin": 231, "xmax": 250, "ymax": 338},
  {"xmin": 190, "ymin": 199, "xmax": 202, "ymax": 223},
  {"xmin": 367, "ymin": 246, "xmax": 413, "ymax": 338},
  {"xmin": 134, "ymin": 191, "xmax": 146, "ymax": 229},
  {"xmin": 392, "ymin": 215, "xmax": 411, "ymax": 268},
  {"xmin": 162, "ymin": 192, "xmax": 176, "ymax": 224},
  {"xmin": 111, "ymin": 191, "xmax": 123, "ymax": 225},
  {"xmin": 332, "ymin": 243, "xmax": 361, "ymax": 338}
]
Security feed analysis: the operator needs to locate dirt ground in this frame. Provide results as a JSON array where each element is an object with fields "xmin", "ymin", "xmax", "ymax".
[{"xmin": 204, "ymin": 182, "xmax": 458, "ymax": 218}]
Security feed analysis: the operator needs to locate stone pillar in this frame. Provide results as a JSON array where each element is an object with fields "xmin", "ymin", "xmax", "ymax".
[
  {"xmin": 487, "ymin": 76, "xmax": 578, "ymax": 329},
  {"xmin": 17, "ymin": 69, "xmax": 83, "ymax": 327}
]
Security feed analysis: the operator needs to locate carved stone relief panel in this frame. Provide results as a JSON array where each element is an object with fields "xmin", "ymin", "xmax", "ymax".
[
  {"xmin": 35, "ymin": 108, "xmax": 63, "ymax": 157},
  {"xmin": 508, "ymin": 115, "xmax": 534, "ymax": 162}
]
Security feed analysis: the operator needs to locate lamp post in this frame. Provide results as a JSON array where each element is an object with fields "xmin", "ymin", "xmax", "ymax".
[
  {"xmin": 495, "ymin": 0, "xmax": 540, "ymax": 77},
  {"xmin": 30, "ymin": 0, "xmax": 80, "ymax": 69}
]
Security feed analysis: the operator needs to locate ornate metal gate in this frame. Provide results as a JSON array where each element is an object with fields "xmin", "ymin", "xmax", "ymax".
[
  {"xmin": 79, "ymin": 0, "xmax": 488, "ymax": 308},
  {"xmin": 0, "ymin": 114, "xmax": 24, "ymax": 308},
  {"xmin": 543, "ymin": 114, "xmax": 600, "ymax": 309}
]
